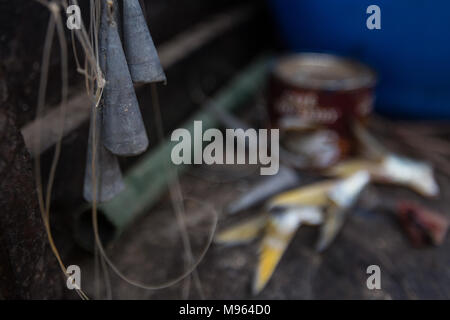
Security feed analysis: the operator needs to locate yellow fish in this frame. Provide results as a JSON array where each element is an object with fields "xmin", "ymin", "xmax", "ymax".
[
  {"xmin": 268, "ymin": 180, "xmax": 337, "ymax": 209},
  {"xmin": 214, "ymin": 214, "xmax": 269, "ymax": 245},
  {"xmin": 327, "ymin": 155, "xmax": 439, "ymax": 197},
  {"xmin": 253, "ymin": 206, "xmax": 323, "ymax": 294},
  {"xmin": 317, "ymin": 171, "xmax": 371, "ymax": 252},
  {"xmin": 349, "ymin": 122, "xmax": 439, "ymax": 197}
]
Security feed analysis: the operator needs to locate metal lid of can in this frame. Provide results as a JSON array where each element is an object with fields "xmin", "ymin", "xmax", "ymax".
[{"xmin": 274, "ymin": 53, "xmax": 377, "ymax": 91}]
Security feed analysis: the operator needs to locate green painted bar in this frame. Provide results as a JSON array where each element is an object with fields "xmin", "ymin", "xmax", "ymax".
[{"xmin": 99, "ymin": 55, "xmax": 271, "ymax": 231}]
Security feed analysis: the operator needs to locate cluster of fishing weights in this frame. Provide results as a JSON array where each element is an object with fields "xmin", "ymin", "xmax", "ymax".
[{"xmin": 84, "ymin": 0, "xmax": 166, "ymax": 203}]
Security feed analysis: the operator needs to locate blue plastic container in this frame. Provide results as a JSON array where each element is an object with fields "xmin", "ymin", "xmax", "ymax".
[{"xmin": 267, "ymin": 0, "xmax": 450, "ymax": 118}]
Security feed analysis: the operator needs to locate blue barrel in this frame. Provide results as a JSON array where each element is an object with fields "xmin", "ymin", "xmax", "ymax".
[{"xmin": 267, "ymin": 0, "xmax": 450, "ymax": 118}]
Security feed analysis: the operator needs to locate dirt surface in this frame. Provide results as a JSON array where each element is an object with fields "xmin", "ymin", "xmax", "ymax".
[
  {"xmin": 74, "ymin": 156, "xmax": 450, "ymax": 299},
  {"xmin": 63, "ymin": 101, "xmax": 450, "ymax": 300}
]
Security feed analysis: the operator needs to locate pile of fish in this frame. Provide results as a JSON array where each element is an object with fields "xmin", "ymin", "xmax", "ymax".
[
  {"xmin": 215, "ymin": 123, "xmax": 448, "ymax": 294},
  {"xmin": 84, "ymin": 0, "xmax": 165, "ymax": 203}
]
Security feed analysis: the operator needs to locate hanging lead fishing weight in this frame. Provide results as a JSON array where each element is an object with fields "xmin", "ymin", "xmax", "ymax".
[{"xmin": 101, "ymin": 0, "xmax": 149, "ymax": 156}]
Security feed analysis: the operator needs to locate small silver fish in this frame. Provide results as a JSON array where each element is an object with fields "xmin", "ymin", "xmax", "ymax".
[
  {"xmin": 327, "ymin": 155, "xmax": 439, "ymax": 197},
  {"xmin": 316, "ymin": 171, "xmax": 370, "ymax": 252},
  {"xmin": 253, "ymin": 206, "xmax": 323, "ymax": 294},
  {"xmin": 214, "ymin": 214, "xmax": 269, "ymax": 245}
]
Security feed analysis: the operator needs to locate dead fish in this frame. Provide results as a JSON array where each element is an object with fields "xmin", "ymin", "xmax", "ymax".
[
  {"xmin": 327, "ymin": 155, "xmax": 439, "ymax": 197},
  {"xmin": 214, "ymin": 214, "xmax": 269, "ymax": 245},
  {"xmin": 226, "ymin": 166, "xmax": 301, "ymax": 215},
  {"xmin": 327, "ymin": 170, "xmax": 371, "ymax": 208},
  {"xmin": 253, "ymin": 206, "xmax": 323, "ymax": 294},
  {"xmin": 316, "ymin": 171, "xmax": 370, "ymax": 252},
  {"xmin": 379, "ymin": 155, "xmax": 439, "ymax": 197},
  {"xmin": 268, "ymin": 179, "xmax": 336, "ymax": 209},
  {"xmin": 350, "ymin": 122, "xmax": 439, "ymax": 197},
  {"xmin": 326, "ymin": 158, "xmax": 378, "ymax": 178},
  {"xmin": 315, "ymin": 205, "xmax": 347, "ymax": 253}
]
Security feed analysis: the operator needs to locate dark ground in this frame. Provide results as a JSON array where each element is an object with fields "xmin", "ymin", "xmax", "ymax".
[{"xmin": 70, "ymin": 120, "xmax": 450, "ymax": 300}]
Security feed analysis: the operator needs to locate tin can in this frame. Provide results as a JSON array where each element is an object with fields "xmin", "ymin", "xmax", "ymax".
[{"xmin": 268, "ymin": 53, "xmax": 377, "ymax": 169}]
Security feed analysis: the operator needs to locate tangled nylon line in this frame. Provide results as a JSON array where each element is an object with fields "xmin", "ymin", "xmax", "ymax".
[{"xmin": 33, "ymin": 0, "xmax": 218, "ymax": 300}]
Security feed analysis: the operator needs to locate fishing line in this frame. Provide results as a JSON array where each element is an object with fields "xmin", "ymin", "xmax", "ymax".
[
  {"xmin": 34, "ymin": 0, "xmax": 108, "ymax": 300},
  {"xmin": 91, "ymin": 195, "xmax": 218, "ymax": 291},
  {"xmin": 94, "ymin": 243, "xmax": 100, "ymax": 298},
  {"xmin": 150, "ymin": 83, "xmax": 206, "ymax": 299},
  {"xmin": 34, "ymin": 0, "xmax": 217, "ymax": 299},
  {"xmin": 33, "ymin": 0, "xmax": 90, "ymax": 300},
  {"xmin": 87, "ymin": 0, "xmax": 114, "ymax": 299},
  {"xmin": 90, "ymin": 81, "xmax": 218, "ymax": 294},
  {"xmin": 88, "ymin": 2, "xmax": 217, "ymax": 297}
]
